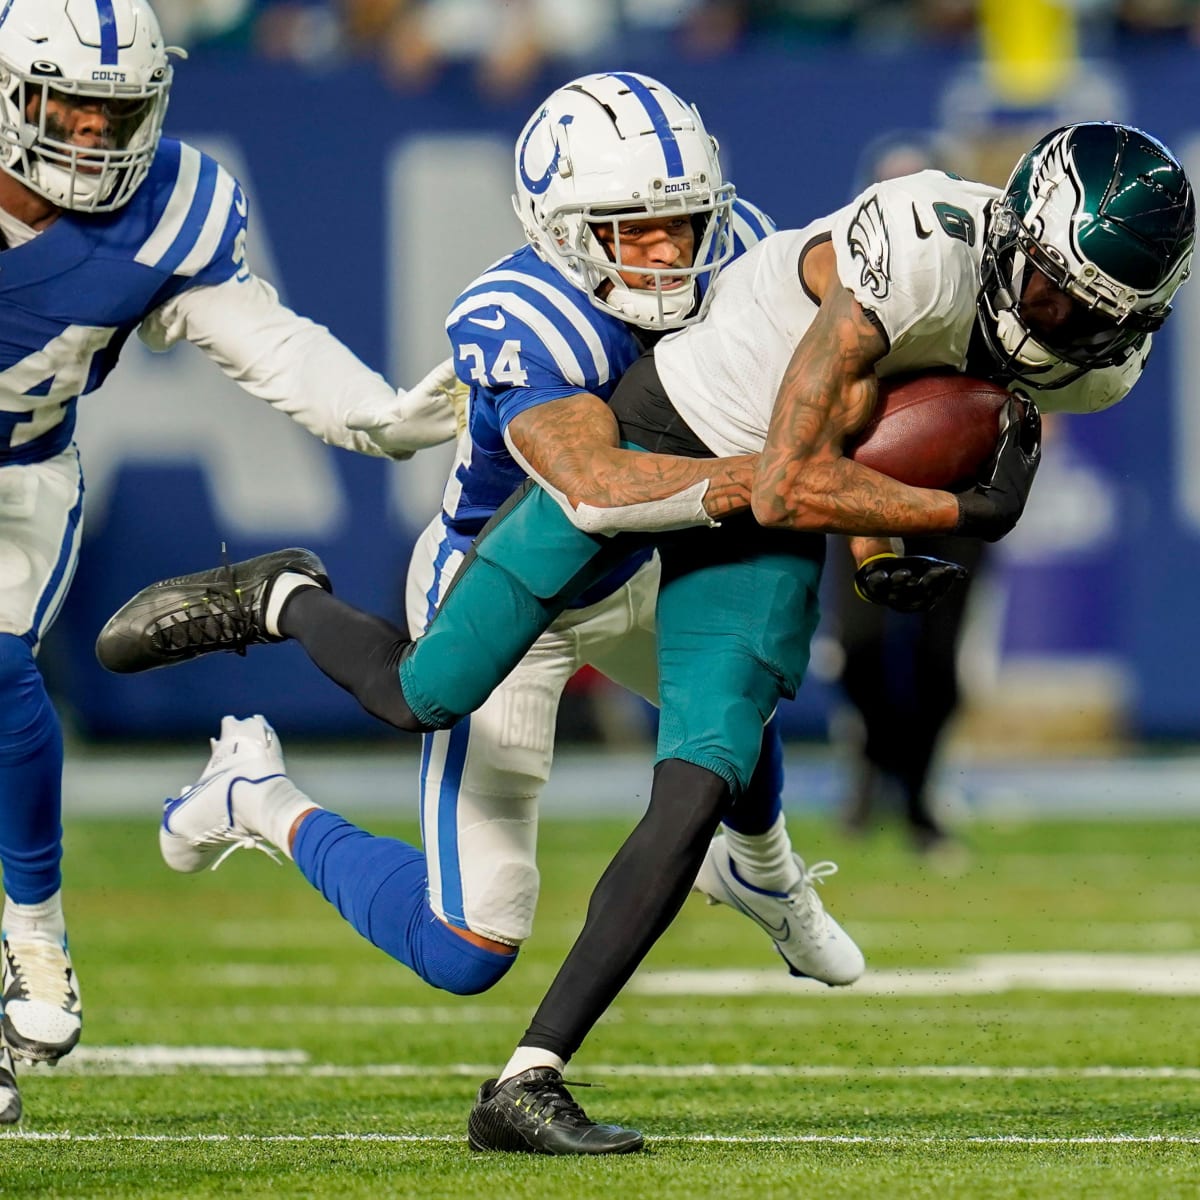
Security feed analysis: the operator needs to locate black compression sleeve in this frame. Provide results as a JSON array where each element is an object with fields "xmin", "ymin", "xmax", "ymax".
[
  {"xmin": 278, "ymin": 586, "xmax": 428, "ymax": 732},
  {"xmin": 518, "ymin": 759, "xmax": 732, "ymax": 1061}
]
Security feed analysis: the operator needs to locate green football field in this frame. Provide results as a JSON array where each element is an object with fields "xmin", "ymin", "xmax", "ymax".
[{"xmin": 4, "ymin": 811, "xmax": 1199, "ymax": 1199}]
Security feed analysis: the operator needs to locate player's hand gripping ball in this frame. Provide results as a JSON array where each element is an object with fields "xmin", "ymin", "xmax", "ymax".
[{"xmin": 954, "ymin": 395, "xmax": 1042, "ymax": 541}]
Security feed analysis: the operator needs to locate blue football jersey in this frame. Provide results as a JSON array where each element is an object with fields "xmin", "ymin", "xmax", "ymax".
[
  {"xmin": 442, "ymin": 196, "xmax": 776, "ymax": 547},
  {"xmin": 0, "ymin": 138, "xmax": 247, "ymax": 466}
]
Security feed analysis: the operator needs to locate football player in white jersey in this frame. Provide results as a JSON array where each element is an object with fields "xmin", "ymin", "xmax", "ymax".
[
  {"xmin": 0, "ymin": 0, "xmax": 459, "ymax": 1122},
  {"xmin": 96, "ymin": 71, "xmax": 863, "ymax": 1071},
  {"xmin": 99, "ymin": 120, "xmax": 1193, "ymax": 1152}
]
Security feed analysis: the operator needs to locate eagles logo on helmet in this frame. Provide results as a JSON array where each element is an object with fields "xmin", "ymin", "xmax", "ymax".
[{"xmin": 978, "ymin": 121, "xmax": 1196, "ymax": 389}]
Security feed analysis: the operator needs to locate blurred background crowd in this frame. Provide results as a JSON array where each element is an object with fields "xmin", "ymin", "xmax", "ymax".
[{"xmin": 159, "ymin": 0, "xmax": 1200, "ymax": 97}]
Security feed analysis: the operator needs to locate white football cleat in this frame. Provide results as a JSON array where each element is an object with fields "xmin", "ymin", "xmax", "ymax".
[
  {"xmin": 2, "ymin": 929, "xmax": 82, "ymax": 1064},
  {"xmin": 161, "ymin": 715, "xmax": 287, "ymax": 873},
  {"xmin": 0, "ymin": 1038, "xmax": 20, "ymax": 1123},
  {"xmin": 694, "ymin": 837, "xmax": 865, "ymax": 986}
]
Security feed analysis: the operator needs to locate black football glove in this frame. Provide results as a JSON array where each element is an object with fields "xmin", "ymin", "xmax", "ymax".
[
  {"xmin": 954, "ymin": 396, "xmax": 1041, "ymax": 542},
  {"xmin": 853, "ymin": 553, "xmax": 969, "ymax": 613}
]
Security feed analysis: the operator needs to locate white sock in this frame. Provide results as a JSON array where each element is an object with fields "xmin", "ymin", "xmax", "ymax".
[
  {"xmin": 264, "ymin": 572, "xmax": 321, "ymax": 638},
  {"xmin": 3, "ymin": 889, "xmax": 67, "ymax": 941},
  {"xmin": 499, "ymin": 1046, "xmax": 566, "ymax": 1083},
  {"xmin": 721, "ymin": 813, "xmax": 802, "ymax": 893},
  {"xmin": 232, "ymin": 775, "xmax": 321, "ymax": 861}
]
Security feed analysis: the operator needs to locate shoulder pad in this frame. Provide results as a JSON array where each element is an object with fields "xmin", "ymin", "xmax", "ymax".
[{"xmin": 131, "ymin": 139, "xmax": 247, "ymax": 284}]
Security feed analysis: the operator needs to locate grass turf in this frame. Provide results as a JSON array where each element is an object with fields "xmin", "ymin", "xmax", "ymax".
[{"xmin": 3, "ymin": 813, "xmax": 1199, "ymax": 1198}]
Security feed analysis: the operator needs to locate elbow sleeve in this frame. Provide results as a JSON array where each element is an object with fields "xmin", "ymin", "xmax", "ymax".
[
  {"xmin": 571, "ymin": 483, "xmax": 716, "ymax": 535},
  {"xmin": 504, "ymin": 433, "xmax": 716, "ymax": 535}
]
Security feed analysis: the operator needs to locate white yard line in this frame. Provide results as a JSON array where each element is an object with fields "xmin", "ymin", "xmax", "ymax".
[
  {"xmin": 635, "ymin": 953, "xmax": 1200, "ymax": 996},
  {"xmin": 38, "ymin": 1049, "xmax": 1200, "ymax": 1081},
  {"xmin": 139, "ymin": 953, "xmax": 1200, "ymax": 1004},
  {"xmin": 3, "ymin": 1131, "xmax": 1198, "ymax": 1145}
]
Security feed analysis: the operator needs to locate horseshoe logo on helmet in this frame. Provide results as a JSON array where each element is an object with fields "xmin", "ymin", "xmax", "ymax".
[{"xmin": 518, "ymin": 110, "xmax": 574, "ymax": 196}]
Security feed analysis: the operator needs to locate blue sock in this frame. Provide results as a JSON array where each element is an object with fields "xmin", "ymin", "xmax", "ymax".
[
  {"xmin": 292, "ymin": 810, "xmax": 516, "ymax": 995},
  {"xmin": 0, "ymin": 635, "xmax": 64, "ymax": 904},
  {"xmin": 723, "ymin": 721, "xmax": 784, "ymax": 835}
]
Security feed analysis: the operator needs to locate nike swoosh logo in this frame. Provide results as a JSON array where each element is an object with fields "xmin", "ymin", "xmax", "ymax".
[
  {"xmin": 162, "ymin": 779, "xmax": 211, "ymax": 830},
  {"xmin": 912, "ymin": 204, "xmax": 932, "ymax": 239},
  {"xmin": 757, "ymin": 911, "xmax": 791, "ymax": 941},
  {"xmin": 725, "ymin": 859, "xmax": 792, "ymax": 940},
  {"xmin": 727, "ymin": 894, "xmax": 790, "ymax": 942},
  {"xmin": 469, "ymin": 312, "xmax": 506, "ymax": 330},
  {"xmin": 162, "ymin": 771, "xmax": 286, "ymax": 832}
]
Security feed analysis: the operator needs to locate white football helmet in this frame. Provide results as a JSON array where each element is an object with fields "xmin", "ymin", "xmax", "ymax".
[
  {"xmin": 0, "ymin": 0, "xmax": 179, "ymax": 213},
  {"xmin": 512, "ymin": 71, "xmax": 736, "ymax": 330}
]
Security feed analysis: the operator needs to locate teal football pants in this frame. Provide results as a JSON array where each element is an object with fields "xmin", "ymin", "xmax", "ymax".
[
  {"xmin": 653, "ymin": 515, "xmax": 823, "ymax": 791},
  {"xmin": 399, "ymin": 483, "xmax": 644, "ymax": 727},
  {"xmin": 401, "ymin": 483, "xmax": 824, "ymax": 793}
]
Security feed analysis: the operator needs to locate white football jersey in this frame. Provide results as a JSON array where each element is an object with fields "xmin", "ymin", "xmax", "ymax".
[{"xmin": 655, "ymin": 171, "xmax": 1146, "ymax": 458}]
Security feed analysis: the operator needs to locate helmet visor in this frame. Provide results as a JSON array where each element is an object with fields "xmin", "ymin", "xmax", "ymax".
[
  {"xmin": 0, "ymin": 64, "xmax": 170, "ymax": 211},
  {"xmin": 30, "ymin": 82, "xmax": 159, "ymax": 161},
  {"xmin": 1020, "ymin": 267, "xmax": 1140, "ymax": 366}
]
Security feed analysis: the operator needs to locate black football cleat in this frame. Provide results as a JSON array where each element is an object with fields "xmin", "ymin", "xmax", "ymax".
[
  {"xmin": 95, "ymin": 548, "xmax": 330, "ymax": 674},
  {"xmin": 467, "ymin": 1067, "xmax": 644, "ymax": 1155},
  {"xmin": 0, "ymin": 1040, "xmax": 21, "ymax": 1124}
]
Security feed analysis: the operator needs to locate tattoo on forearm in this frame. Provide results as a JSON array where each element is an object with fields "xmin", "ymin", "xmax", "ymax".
[
  {"xmin": 699, "ymin": 460, "xmax": 754, "ymax": 518},
  {"xmin": 512, "ymin": 392, "xmax": 756, "ymax": 517},
  {"xmin": 756, "ymin": 287, "xmax": 957, "ymax": 535}
]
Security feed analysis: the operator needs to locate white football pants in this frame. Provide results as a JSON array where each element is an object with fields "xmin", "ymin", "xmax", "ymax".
[
  {"xmin": 0, "ymin": 449, "xmax": 84, "ymax": 644},
  {"xmin": 405, "ymin": 513, "xmax": 660, "ymax": 945}
]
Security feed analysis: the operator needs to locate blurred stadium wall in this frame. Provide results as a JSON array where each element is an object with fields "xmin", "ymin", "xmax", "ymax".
[{"xmin": 49, "ymin": 34, "xmax": 1200, "ymax": 747}]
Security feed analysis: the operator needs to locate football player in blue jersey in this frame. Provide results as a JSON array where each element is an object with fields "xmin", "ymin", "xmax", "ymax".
[
  {"xmin": 0, "ymin": 0, "xmax": 460, "ymax": 1123},
  {"xmin": 395, "ymin": 74, "xmax": 859, "ymax": 1004},
  {"xmin": 96, "ymin": 72, "xmax": 864, "ymax": 1139}
]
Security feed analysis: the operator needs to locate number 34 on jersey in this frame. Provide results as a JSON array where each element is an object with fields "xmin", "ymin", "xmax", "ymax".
[{"xmin": 458, "ymin": 339, "xmax": 529, "ymax": 389}]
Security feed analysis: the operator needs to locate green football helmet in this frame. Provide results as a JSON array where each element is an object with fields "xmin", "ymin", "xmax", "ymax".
[{"xmin": 979, "ymin": 122, "xmax": 1195, "ymax": 388}]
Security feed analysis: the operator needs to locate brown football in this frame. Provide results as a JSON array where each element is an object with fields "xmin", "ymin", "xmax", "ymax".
[{"xmin": 847, "ymin": 372, "xmax": 1010, "ymax": 490}]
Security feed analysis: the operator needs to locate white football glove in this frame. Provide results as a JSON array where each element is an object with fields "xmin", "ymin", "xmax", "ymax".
[{"xmin": 346, "ymin": 357, "xmax": 466, "ymax": 460}]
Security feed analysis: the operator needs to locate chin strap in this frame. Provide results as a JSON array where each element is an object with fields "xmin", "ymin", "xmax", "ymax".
[
  {"xmin": 994, "ymin": 308, "xmax": 1060, "ymax": 370},
  {"xmin": 602, "ymin": 279, "xmax": 697, "ymax": 329}
]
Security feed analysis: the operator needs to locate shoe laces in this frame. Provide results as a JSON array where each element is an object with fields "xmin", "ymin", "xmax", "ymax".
[
  {"xmin": 516, "ymin": 1075, "xmax": 594, "ymax": 1125},
  {"xmin": 4, "ymin": 935, "xmax": 72, "ymax": 1007},
  {"xmin": 149, "ymin": 546, "xmax": 256, "ymax": 658},
  {"xmin": 219, "ymin": 543, "xmax": 256, "ymax": 656},
  {"xmin": 188, "ymin": 828, "xmax": 282, "ymax": 871},
  {"xmin": 784, "ymin": 859, "xmax": 839, "ymax": 937}
]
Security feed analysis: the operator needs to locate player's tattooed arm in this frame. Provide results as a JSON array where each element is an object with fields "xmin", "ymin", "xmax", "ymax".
[
  {"xmin": 508, "ymin": 392, "xmax": 756, "ymax": 521},
  {"xmin": 752, "ymin": 284, "xmax": 961, "ymax": 536}
]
